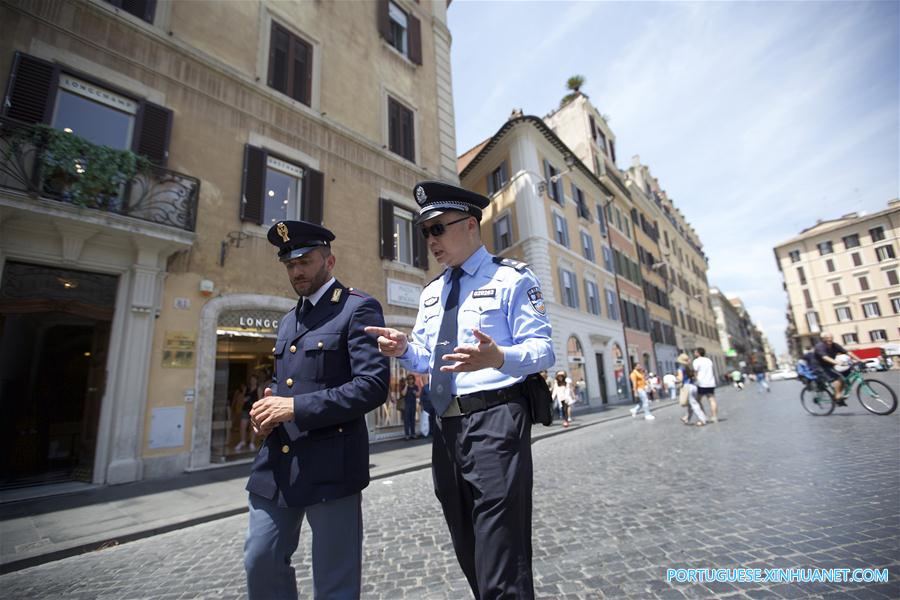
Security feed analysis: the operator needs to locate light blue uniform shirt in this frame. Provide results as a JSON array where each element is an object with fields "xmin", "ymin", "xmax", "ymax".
[{"xmin": 399, "ymin": 245, "xmax": 555, "ymax": 394}]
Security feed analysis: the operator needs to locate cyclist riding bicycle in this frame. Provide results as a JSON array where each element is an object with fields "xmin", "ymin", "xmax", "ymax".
[{"xmin": 811, "ymin": 332, "xmax": 861, "ymax": 405}]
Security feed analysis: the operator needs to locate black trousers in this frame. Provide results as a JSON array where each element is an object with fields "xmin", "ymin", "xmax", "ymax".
[{"xmin": 432, "ymin": 395, "xmax": 534, "ymax": 600}]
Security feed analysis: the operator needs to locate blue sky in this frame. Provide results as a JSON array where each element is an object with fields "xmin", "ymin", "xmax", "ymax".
[{"xmin": 448, "ymin": 1, "xmax": 899, "ymax": 355}]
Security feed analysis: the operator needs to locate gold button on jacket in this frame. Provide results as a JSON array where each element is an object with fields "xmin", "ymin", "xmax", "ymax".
[
  {"xmin": 290, "ymin": 345, "xmax": 297, "ymax": 353},
  {"xmin": 317, "ymin": 341, "xmax": 324, "ymax": 349},
  {"xmin": 286, "ymin": 378, "xmax": 294, "ymax": 387},
  {"xmin": 281, "ymin": 445, "xmax": 290, "ymax": 454}
]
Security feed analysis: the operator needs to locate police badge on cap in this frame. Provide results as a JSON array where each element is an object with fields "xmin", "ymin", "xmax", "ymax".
[
  {"xmin": 266, "ymin": 220, "xmax": 335, "ymax": 262},
  {"xmin": 412, "ymin": 181, "xmax": 491, "ymax": 224}
]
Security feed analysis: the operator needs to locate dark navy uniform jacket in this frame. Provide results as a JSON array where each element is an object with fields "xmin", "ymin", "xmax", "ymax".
[{"xmin": 246, "ymin": 280, "xmax": 389, "ymax": 507}]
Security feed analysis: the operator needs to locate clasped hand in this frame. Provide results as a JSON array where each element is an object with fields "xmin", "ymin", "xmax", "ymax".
[{"xmin": 250, "ymin": 388, "xmax": 294, "ymax": 436}]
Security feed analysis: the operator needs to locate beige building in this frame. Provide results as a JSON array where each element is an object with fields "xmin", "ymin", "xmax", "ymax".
[
  {"xmin": 544, "ymin": 95, "xmax": 656, "ymax": 375},
  {"xmin": 774, "ymin": 199, "xmax": 900, "ymax": 360},
  {"xmin": 458, "ymin": 113, "xmax": 629, "ymax": 404},
  {"xmin": 0, "ymin": 0, "xmax": 456, "ymax": 489}
]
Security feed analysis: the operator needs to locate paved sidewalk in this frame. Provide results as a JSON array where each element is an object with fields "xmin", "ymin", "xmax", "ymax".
[{"xmin": 0, "ymin": 399, "xmax": 677, "ymax": 573}]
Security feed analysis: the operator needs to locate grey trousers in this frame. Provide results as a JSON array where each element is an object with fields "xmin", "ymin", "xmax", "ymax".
[{"xmin": 244, "ymin": 491, "xmax": 362, "ymax": 600}]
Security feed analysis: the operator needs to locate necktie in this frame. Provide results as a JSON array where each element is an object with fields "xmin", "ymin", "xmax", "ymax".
[
  {"xmin": 430, "ymin": 267, "xmax": 464, "ymax": 416},
  {"xmin": 297, "ymin": 298, "xmax": 313, "ymax": 322}
]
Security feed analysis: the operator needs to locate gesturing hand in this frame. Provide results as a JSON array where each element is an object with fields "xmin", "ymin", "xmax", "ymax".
[
  {"xmin": 439, "ymin": 329, "xmax": 505, "ymax": 372},
  {"xmin": 364, "ymin": 326, "xmax": 409, "ymax": 357},
  {"xmin": 250, "ymin": 387, "xmax": 294, "ymax": 436}
]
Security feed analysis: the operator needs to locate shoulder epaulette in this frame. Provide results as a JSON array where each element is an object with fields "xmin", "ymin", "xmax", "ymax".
[
  {"xmin": 492, "ymin": 256, "xmax": 529, "ymax": 272},
  {"xmin": 346, "ymin": 287, "xmax": 370, "ymax": 298}
]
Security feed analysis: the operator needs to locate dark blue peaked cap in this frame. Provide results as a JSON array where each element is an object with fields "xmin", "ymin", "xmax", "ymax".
[
  {"xmin": 413, "ymin": 181, "xmax": 490, "ymax": 224},
  {"xmin": 266, "ymin": 220, "xmax": 335, "ymax": 262}
]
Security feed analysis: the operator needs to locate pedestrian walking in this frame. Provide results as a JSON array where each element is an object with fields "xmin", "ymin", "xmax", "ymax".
[
  {"xmin": 663, "ymin": 372, "xmax": 677, "ymax": 402},
  {"xmin": 365, "ymin": 181, "xmax": 554, "ymax": 599},
  {"xmin": 551, "ymin": 370, "xmax": 576, "ymax": 427},
  {"xmin": 731, "ymin": 369, "xmax": 745, "ymax": 390},
  {"xmin": 753, "ymin": 363, "xmax": 770, "ymax": 393},
  {"xmin": 676, "ymin": 353, "xmax": 706, "ymax": 426},
  {"xmin": 235, "ymin": 374, "xmax": 259, "ymax": 453},
  {"xmin": 243, "ymin": 220, "xmax": 390, "ymax": 600},
  {"xmin": 693, "ymin": 348, "xmax": 719, "ymax": 423},
  {"xmin": 629, "ymin": 363, "xmax": 655, "ymax": 420},
  {"xmin": 401, "ymin": 373, "xmax": 419, "ymax": 440}
]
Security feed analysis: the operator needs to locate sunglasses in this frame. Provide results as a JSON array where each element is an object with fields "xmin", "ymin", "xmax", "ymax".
[{"xmin": 420, "ymin": 216, "xmax": 471, "ymax": 239}]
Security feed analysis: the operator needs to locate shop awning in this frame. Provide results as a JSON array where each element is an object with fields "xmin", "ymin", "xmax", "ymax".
[{"xmin": 852, "ymin": 347, "xmax": 884, "ymax": 359}]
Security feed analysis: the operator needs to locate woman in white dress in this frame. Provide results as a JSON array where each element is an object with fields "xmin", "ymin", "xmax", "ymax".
[{"xmin": 551, "ymin": 370, "xmax": 577, "ymax": 427}]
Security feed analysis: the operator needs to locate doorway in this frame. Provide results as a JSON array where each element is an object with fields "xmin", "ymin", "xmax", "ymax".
[{"xmin": 0, "ymin": 262, "xmax": 116, "ymax": 489}]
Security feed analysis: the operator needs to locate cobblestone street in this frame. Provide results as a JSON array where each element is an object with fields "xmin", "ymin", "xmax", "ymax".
[{"xmin": 2, "ymin": 379, "xmax": 898, "ymax": 599}]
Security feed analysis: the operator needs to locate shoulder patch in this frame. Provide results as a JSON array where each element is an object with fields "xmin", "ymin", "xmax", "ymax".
[
  {"xmin": 527, "ymin": 286, "xmax": 546, "ymax": 314},
  {"xmin": 492, "ymin": 256, "xmax": 528, "ymax": 272}
]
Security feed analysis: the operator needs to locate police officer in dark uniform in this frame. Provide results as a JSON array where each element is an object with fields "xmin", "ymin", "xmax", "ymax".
[
  {"xmin": 244, "ymin": 220, "xmax": 389, "ymax": 599},
  {"xmin": 366, "ymin": 182, "xmax": 555, "ymax": 599}
]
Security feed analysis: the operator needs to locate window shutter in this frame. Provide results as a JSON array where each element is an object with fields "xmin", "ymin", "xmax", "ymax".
[
  {"xmin": 555, "ymin": 174, "xmax": 564, "ymax": 205},
  {"xmin": 501, "ymin": 161, "xmax": 508, "ymax": 184},
  {"xmin": 302, "ymin": 167, "xmax": 324, "ymax": 225},
  {"xmin": 240, "ymin": 144, "xmax": 266, "ymax": 225},
  {"xmin": 486, "ymin": 172, "xmax": 494, "ymax": 196},
  {"xmin": 377, "ymin": 0, "xmax": 391, "ymax": 41},
  {"xmin": 387, "ymin": 98, "xmax": 399, "ymax": 154},
  {"xmin": 573, "ymin": 273, "xmax": 580, "ymax": 309},
  {"xmin": 543, "ymin": 159, "xmax": 552, "ymax": 198},
  {"xmin": 413, "ymin": 221, "xmax": 428, "ymax": 269},
  {"xmin": 133, "ymin": 100, "xmax": 173, "ymax": 166},
  {"xmin": 408, "ymin": 14, "xmax": 422, "ymax": 65},
  {"xmin": 2, "ymin": 51, "xmax": 58, "ymax": 124},
  {"xmin": 557, "ymin": 267, "xmax": 565, "ymax": 306},
  {"xmin": 610, "ymin": 140, "xmax": 617, "ymax": 163},
  {"xmin": 589, "ymin": 115, "xmax": 596, "ymax": 140},
  {"xmin": 402, "ymin": 105, "xmax": 415, "ymax": 161},
  {"xmin": 379, "ymin": 199, "xmax": 395, "ymax": 260}
]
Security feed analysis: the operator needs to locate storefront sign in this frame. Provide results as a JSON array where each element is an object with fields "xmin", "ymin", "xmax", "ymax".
[
  {"xmin": 218, "ymin": 310, "xmax": 283, "ymax": 336},
  {"xmin": 60, "ymin": 74, "xmax": 138, "ymax": 114},
  {"xmin": 387, "ymin": 278, "xmax": 422, "ymax": 309},
  {"xmin": 162, "ymin": 331, "xmax": 196, "ymax": 368}
]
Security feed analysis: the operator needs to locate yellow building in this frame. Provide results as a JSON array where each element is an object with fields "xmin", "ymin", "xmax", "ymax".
[
  {"xmin": 459, "ymin": 113, "xmax": 630, "ymax": 404},
  {"xmin": 774, "ymin": 200, "xmax": 900, "ymax": 361},
  {"xmin": 0, "ymin": 0, "xmax": 457, "ymax": 488}
]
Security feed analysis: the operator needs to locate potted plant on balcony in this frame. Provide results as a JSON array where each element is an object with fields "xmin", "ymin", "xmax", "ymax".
[{"xmin": 34, "ymin": 124, "xmax": 150, "ymax": 211}]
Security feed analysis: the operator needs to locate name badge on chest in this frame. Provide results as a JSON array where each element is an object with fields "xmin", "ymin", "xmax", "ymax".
[{"xmin": 472, "ymin": 288, "xmax": 496, "ymax": 299}]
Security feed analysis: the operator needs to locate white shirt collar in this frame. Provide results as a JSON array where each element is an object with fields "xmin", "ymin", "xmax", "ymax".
[{"xmin": 304, "ymin": 276, "xmax": 336, "ymax": 307}]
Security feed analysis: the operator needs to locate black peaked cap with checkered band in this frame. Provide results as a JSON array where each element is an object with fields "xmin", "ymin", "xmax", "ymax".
[
  {"xmin": 266, "ymin": 220, "xmax": 335, "ymax": 262},
  {"xmin": 413, "ymin": 181, "xmax": 491, "ymax": 224}
]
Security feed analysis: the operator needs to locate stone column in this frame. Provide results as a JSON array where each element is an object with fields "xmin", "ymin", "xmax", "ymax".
[{"xmin": 105, "ymin": 244, "xmax": 166, "ymax": 484}]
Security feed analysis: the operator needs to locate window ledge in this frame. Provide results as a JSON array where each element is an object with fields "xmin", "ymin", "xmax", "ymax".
[
  {"xmin": 381, "ymin": 259, "xmax": 427, "ymax": 277},
  {"xmin": 381, "ymin": 40, "xmax": 419, "ymax": 70}
]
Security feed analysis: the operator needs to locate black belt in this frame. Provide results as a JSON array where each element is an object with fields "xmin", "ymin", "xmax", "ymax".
[{"xmin": 454, "ymin": 382, "xmax": 525, "ymax": 416}]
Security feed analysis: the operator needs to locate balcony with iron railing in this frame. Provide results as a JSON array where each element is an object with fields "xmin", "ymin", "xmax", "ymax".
[{"xmin": 0, "ymin": 116, "xmax": 199, "ymax": 232}]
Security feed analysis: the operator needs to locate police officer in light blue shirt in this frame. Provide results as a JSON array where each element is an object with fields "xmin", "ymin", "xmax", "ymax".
[{"xmin": 366, "ymin": 181, "xmax": 554, "ymax": 599}]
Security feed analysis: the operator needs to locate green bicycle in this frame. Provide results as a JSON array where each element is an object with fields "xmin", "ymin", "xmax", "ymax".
[{"xmin": 801, "ymin": 363, "xmax": 897, "ymax": 416}]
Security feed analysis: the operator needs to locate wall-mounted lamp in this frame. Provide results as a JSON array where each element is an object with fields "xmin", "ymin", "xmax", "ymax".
[
  {"xmin": 537, "ymin": 154, "xmax": 579, "ymax": 196},
  {"xmin": 550, "ymin": 154, "xmax": 578, "ymax": 183}
]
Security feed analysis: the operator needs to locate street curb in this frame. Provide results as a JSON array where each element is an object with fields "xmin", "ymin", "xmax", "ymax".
[{"xmin": 0, "ymin": 401, "xmax": 678, "ymax": 574}]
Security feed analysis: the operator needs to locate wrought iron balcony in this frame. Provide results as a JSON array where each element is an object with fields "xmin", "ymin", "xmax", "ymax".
[{"xmin": 0, "ymin": 116, "xmax": 199, "ymax": 232}]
